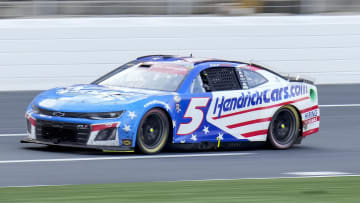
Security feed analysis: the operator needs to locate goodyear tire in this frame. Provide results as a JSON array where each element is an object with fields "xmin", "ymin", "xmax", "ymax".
[
  {"xmin": 267, "ymin": 105, "xmax": 300, "ymax": 149},
  {"xmin": 136, "ymin": 109, "xmax": 169, "ymax": 154}
]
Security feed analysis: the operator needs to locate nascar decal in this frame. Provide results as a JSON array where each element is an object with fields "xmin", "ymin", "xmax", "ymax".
[
  {"xmin": 303, "ymin": 107, "xmax": 320, "ymax": 125},
  {"xmin": 300, "ymin": 105, "xmax": 320, "ymax": 134}
]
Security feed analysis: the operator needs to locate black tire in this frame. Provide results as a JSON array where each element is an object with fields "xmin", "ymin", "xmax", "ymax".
[
  {"xmin": 267, "ymin": 105, "xmax": 300, "ymax": 149},
  {"xmin": 136, "ymin": 109, "xmax": 169, "ymax": 154}
]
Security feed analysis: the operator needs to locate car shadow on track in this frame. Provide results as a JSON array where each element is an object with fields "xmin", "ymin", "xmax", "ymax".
[{"xmin": 20, "ymin": 141, "xmax": 292, "ymax": 156}]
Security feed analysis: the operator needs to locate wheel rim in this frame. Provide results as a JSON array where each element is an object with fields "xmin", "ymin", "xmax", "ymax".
[
  {"xmin": 271, "ymin": 108, "xmax": 296, "ymax": 145},
  {"xmin": 140, "ymin": 113, "xmax": 164, "ymax": 149}
]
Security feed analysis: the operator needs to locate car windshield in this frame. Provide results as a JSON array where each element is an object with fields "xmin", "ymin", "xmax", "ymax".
[{"xmin": 96, "ymin": 62, "xmax": 189, "ymax": 92}]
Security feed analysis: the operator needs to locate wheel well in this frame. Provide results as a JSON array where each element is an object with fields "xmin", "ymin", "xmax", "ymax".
[
  {"xmin": 151, "ymin": 107, "xmax": 173, "ymax": 143},
  {"xmin": 287, "ymin": 104, "xmax": 303, "ymax": 137}
]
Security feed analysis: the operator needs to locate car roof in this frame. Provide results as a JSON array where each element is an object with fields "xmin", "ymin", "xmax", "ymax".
[
  {"xmin": 136, "ymin": 55, "xmax": 210, "ymax": 63},
  {"xmin": 136, "ymin": 54, "xmax": 244, "ymax": 64},
  {"xmin": 135, "ymin": 55, "xmax": 215, "ymax": 68},
  {"xmin": 135, "ymin": 55, "xmax": 247, "ymax": 70},
  {"xmin": 135, "ymin": 55, "xmax": 285, "ymax": 80}
]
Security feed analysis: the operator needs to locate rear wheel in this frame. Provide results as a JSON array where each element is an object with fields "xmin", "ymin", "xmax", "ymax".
[
  {"xmin": 136, "ymin": 109, "xmax": 169, "ymax": 154},
  {"xmin": 267, "ymin": 105, "xmax": 300, "ymax": 149}
]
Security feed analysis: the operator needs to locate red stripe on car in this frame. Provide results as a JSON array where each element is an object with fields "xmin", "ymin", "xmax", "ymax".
[
  {"xmin": 300, "ymin": 105, "xmax": 319, "ymax": 114},
  {"xmin": 213, "ymin": 96, "xmax": 310, "ymax": 120},
  {"xmin": 227, "ymin": 117, "xmax": 272, "ymax": 129},
  {"xmin": 26, "ymin": 114, "xmax": 36, "ymax": 126},
  {"xmin": 241, "ymin": 129, "xmax": 268, "ymax": 138},
  {"xmin": 28, "ymin": 117, "xmax": 36, "ymax": 126},
  {"xmin": 92, "ymin": 123, "xmax": 118, "ymax": 132},
  {"xmin": 303, "ymin": 127, "xmax": 319, "ymax": 137}
]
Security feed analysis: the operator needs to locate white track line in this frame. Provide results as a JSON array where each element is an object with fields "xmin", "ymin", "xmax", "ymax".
[
  {"xmin": 0, "ymin": 152, "xmax": 253, "ymax": 164},
  {"xmin": 0, "ymin": 184, "xmax": 62, "ymax": 188},
  {"xmin": 168, "ymin": 174, "xmax": 360, "ymax": 183},
  {"xmin": 319, "ymin": 104, "xmax": 360, "ymax": 107},
  {"xmin": 0, "ymin": 133, "xmax": 27, "ymax": 137},
  {"xmin": 2, "ymin": 174, "xmax": 360, "ymax": 189},
  {"xmin": 283, "ymin": 171, "xmax": 351, "ymax": 176}
]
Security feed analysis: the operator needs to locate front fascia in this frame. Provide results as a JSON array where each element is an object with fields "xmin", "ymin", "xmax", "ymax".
[{"xmin": 26, "ymin": 93, "xmax": 177, "ymax": 149}]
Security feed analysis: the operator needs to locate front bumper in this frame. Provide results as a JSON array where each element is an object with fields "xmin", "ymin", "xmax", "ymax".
[{"xmin": 24, "ymin": 112, "xmax": 135, "ymax": 150}]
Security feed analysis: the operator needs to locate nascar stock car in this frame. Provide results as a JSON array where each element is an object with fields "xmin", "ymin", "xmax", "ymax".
[{"xmin": 22, "ymin": 55, "xmax": 320, "ymax": 154}]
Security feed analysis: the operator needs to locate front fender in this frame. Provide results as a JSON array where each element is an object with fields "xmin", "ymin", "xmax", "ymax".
[{"xmin": 119, "ymin": 95, "xmax": 176, "ymax": 147}]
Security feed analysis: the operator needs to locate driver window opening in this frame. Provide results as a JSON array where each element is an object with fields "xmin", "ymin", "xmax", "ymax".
[{"xmin": 199, "ymin": 67, "xmax": 241, "ymax": 92}]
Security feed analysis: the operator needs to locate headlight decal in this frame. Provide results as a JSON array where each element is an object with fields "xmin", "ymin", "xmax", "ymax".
[
  {"xmin": 87, "ymin": 111, "xmax": 124, "ymax": 120},
  {"xmin": 91, "ymin": 123, "xmax": 118, "ymax": 132},
  {"xmin": 32, "ymin": 104, "xmax": 40, "ymax": 114},
  {"xmin": 31, "ymin": 105, "xmax": 124, "ymax": 120}
]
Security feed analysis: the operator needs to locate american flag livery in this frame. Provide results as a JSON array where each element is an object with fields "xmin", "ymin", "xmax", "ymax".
[{"xmin": 174, "ymin": 69, "xmax": 319, "ymax": 145}]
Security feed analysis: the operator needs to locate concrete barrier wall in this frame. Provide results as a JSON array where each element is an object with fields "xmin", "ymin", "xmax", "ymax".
[{"xmin": 1, "ymin": 16, "xmax": 360, "ymax": 91}]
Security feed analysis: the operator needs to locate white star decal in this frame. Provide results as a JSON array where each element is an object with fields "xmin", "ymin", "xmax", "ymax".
[
  {"xmin": 123, "ymin": 124, "xmax": 131, "ymax": 132},
  {"xmin": 180, "ymin": 140, "xmax": 186, "ymax": 143},
  {"xmin": 202, "ymin": 126, "xmax": 210, "ymax": 134},
  {"xmin": 217, "ymin": 132, "xmax": 224, "ymax": 141},
  {"xmin": 128, "ymin": 111, "xmax": 137, "ymax": 120},
  {"xmin": 190, "ymin": 134, "xmax": 197, "ymax": 141},
  {"xmin": 176, "ymin": 106, "xmax": 181, "ymax": 113},
  {"xmin": 165, "ymin": 104, "xmax": 171, "ymax": 111},
  {"xmin": 172, "ymin": 120, "xmax": 176, "ymax": 128}
]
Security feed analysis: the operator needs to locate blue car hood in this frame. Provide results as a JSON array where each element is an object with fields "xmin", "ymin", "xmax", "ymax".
[{"xmin": 33, "ymin": 84, "xmax": 163, "ymax": 112}]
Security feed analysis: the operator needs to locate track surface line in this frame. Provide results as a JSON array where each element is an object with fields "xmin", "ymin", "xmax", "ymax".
[
  {"xmin": 0, "ymin": 133, "xmax": 27, "ymax": 137},
  {"xmin": 0, "ymin": 152, "xmax": 254, "ymax": 164},
  {"xmin": 283, "ymin": 171, "xmax": 352, "ymax": 176},
  {"xmin": 2, "ymin": 174, "xmax": 360, "ymax": 189},
  {"xmin": 168, "ymin": 174, "xmax": 360, "ymax": 182},
  {"xmin": 319, "ymin": 104, "xmax": 360, "ymax": 107}
]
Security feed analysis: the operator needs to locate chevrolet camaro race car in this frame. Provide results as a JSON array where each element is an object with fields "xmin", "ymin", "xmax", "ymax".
[{"xmin": 22, "ymin": 55, "xmax": 320, "ymax": 154}]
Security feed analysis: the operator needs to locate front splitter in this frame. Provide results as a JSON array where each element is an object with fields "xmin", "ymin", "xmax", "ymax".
[{"xmin": 20, "ymin": 137, "xmax": 134, "ymax": 152}]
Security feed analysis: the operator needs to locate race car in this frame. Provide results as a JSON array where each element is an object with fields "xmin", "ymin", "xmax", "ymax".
[{"xmin": 22, "ymin": 55, "xmax": 320, "ymax": 154}]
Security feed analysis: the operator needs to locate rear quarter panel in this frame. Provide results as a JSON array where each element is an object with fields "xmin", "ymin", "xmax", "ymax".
[{"xmin": 291, "ymin": 83, "xmax": 320, "ymax": 137}]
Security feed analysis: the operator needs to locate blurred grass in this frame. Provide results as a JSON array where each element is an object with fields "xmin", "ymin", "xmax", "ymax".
[{"xmin": 0, "ymin": 176, "xmax": 359, "ymax": 203}]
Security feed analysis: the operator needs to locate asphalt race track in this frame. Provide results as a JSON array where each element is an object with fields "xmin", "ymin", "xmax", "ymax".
[{"xmin": 0, "ymin": 84, "xmax": 359, "ymax": 187}]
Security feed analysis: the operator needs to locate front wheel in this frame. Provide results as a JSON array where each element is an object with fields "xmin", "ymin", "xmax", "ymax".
[
  {"xmin": 136, "ymin": 109, "xmax": 169, "ymax": 154},
  {"xmin": 267, "ymin": 105, "xmax": 300, "ymax": 149}
]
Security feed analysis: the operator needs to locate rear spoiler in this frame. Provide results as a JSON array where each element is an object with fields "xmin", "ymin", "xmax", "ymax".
[{"xmin": 283, "ymin": 75, "xmax": 315, "ymax": 85}]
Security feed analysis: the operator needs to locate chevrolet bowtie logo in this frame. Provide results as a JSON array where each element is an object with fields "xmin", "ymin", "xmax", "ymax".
[{"xmin": 53, "ymin": 112, "xmax": 65, "ymax": 117}]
